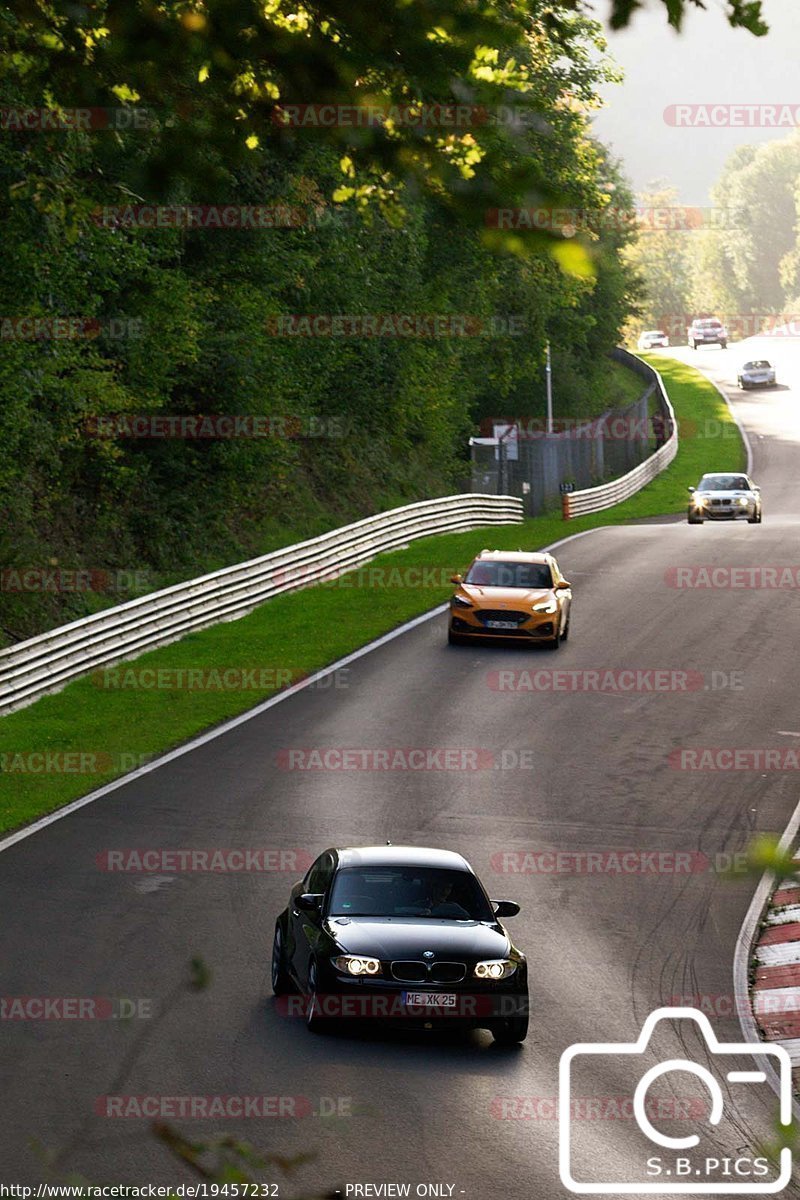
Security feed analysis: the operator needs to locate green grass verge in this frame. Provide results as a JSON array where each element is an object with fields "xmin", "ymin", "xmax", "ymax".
[{"xmin": 0, "ymin": 353, "xmax": 744, "ymax": 836}]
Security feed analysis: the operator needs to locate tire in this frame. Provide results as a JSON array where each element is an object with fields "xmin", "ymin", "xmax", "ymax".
[
  {"xmin": 687, "ymin": 508, "xmax": 703, "ymax": 525},
  {"xmin": 720, "ymin": 340, "xmax": 727, "ymax": 349},
  {"xmin": 738, "ymin": 378, "xmax": 744, "ymax": 389},
  {"xmin": 271, "ymin": 920, "xmax": 293, "ymax": 996},
  {"xmin": 492, "ymin": 1010, "xmax": 529, "ymax": 1045},
  {"xmin": 305, "ymin": 960, "xmax": 329, "ymax": 1034},
  {"xmin": 748, "ymin": 507, "xmax": 762, "ymax": 525},
  {"xmin": 689, "ymin": 340, "xmax": 696, "ymax": 350},
  {"xmin": 448, "ymin": 627, "xmax": 466, "ymax": 646},
  {"xmin": 548, "ymin": 626, "xmax": 561, "ymax": 650},
  {"xmin": 561, "ymin": 613, "xmax": 570, "ymax": 643}
]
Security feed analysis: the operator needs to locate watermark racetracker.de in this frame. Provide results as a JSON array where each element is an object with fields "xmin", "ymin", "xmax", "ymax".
[{"xmin": 274, "ymin": 747, "xmax": 537, "ymax": 771}]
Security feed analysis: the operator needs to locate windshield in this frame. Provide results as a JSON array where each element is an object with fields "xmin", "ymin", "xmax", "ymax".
[
  {"xmin": 744, "ymin": 360, "xmax": 771, "ymax": 369},
  {"xmin": 328, "ymin": 866, "xmax": 495, "ymax": 921},
  {"xmin": 645, "ymin": 331, "xmax": 666, "ymax": 338},
  {"xmin": 464, "ymin": 560, "xmax": 553, "ymax": 589},
  {"xmin": 698, "ymin": 475, "xmax": 750, "ymax": 492},
  {"xmin": 696, "ymin": 320, "xmax": 721, "ymax": 329}
]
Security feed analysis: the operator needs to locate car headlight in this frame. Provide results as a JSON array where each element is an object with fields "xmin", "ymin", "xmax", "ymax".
[
  {"xmin": 451, "ymin": 594, "xmax": 473, "ymax": 609},
  {"xmin": 532, "ymin": 599, "xmax": 558, "ymax": 614},
  {"xmin": 694, "ymin": 494, "xmax": 708, "ymax": 506},
  {"xmin": 738, "ymin": 497, "xmax": 748, "ymax": 506},
  {"xmin": 474, "ymin": 959, "xmax": 517, "ymax": 981},
  {"xmin": 332, "ymin": 955, "xmax": 381, "ymax": 976}
]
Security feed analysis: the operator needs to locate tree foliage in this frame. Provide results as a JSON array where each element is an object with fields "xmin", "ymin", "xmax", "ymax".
[
  {"xmin": 0, "ymin": 0, "xmax": 642, "ymax": 640},
  {"xmin": 626, "ymin": 138, "xmax": 800, "ymax": 342},
  {"xmin": 621, "ymin": 182, "xmax": 691, "ymax": 335}
]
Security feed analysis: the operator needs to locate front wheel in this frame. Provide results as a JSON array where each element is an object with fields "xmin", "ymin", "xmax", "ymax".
[
  {"xmin": 738, "ymin": 378, "xmax": 745, "ymax": 389},
  {"xmin": 720, "ymin": 340, "xmax": 727, "ymax": 349},
  {"xmin": 271, "ymin": 920, "xmax": 293, "ymax": 996},
  {"xmin": 560, "ymin": 614, "xmax": 570, "ymax": 644},
  {"xmin": 687, "ymin": 509, "xmax": 703, "ymax": 525},
  {"xmin": 748, "ymin": 508, "xmax": 762, "ymax": 525},
  {"xmin": 492, "ymin": 1010, "xmax": 529, "ymax": 1045},
  {"xmin": 448, "ymin": 627, "xmax": 466, "ymax": 646},
  {"xmin": 305, "ymin": 960, "xmax": 329, "ymax": 1034}
]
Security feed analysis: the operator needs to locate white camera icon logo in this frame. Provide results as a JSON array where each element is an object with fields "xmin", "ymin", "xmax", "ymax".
[{"xmin": 559, "ymin": 1007, "xmax": 792, "ymax": 1194}]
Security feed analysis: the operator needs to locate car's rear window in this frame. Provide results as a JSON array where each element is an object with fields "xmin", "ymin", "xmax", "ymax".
[
  {"xmin": 329, "ymin": 866, "xmax": 495, "ymax": 921},
  {"xmin": 464, "ymin": 560, "xmax": 553, "ymax": 589}
]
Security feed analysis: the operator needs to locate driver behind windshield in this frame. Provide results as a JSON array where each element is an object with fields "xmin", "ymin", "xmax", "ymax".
[
  {"xmin": 465, "ymin": 561, "xmax": 552, "ymax": 589},
  {"xmin": 700, "ymin": 476, "xmax": 749, "ymax": 491},
  {"xmin": 419, "ymin": 878, "xmax": 471, "ymax": 919},
  {"xmin": 329, "ymin": 867, "xmax": 492, "ymax": 920}
]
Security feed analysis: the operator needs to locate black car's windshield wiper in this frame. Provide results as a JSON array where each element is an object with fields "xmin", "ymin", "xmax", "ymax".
[
  {"xmin": 413, "ymin": 914, "xmax": 476, "ymax": 920},
  {"xmin": 329, "ymin": 912, "xmax": 380, "ymax": 917},
  {"xmin": 330, "ymin": 911, "xmax": 479, "ymax": 919}
]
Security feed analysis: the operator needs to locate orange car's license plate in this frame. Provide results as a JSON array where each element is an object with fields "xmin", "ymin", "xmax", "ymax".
[{"xmin": 486, "ymin": 619, "xmax": 518, "ymax": 630}]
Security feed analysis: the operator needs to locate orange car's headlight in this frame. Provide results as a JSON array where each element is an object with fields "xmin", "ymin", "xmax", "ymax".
[
  {"xmin": 451, "ymin": 594, "xmax": 473, "ymax": 609},
  {"xmin": 532, "ymin": 599, "xmax": 558, "ymax": 614}
]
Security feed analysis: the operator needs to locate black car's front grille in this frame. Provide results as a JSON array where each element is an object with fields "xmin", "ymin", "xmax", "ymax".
[
  {"xmin": 476, "ymin": 609, "xmax": 529, "ymax": 626},
  {"xmin": 391, "ymin": 961, "xmax": 428, "ymax": 983},
  {"xmin": 429, "ymin": 961, "xmax": 467, "ymax": 983},
  {"xmin": 390, "ymin": 960, "xmax": 468, "ymax": 984}
]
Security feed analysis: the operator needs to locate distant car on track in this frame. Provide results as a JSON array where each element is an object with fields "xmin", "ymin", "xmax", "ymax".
[
  {"xmin": 687, "ymin": 472, "xmax": 762, "ymax": 524},
  {"xmin": 272, "ymin": 845, "xmax": 529, "ymax": 1043},
  {"xmin": 687, "ymin": 318, "xmax": 728, "ymax": 349},
  {"xmin": 447, "ymin": 549, "xmax": 572, "ymax": 648},
  {"xmin": 737, "ymin": 359, "xmax": 776, "ymax": 389},
  {"xmin": 637, "ymin": 330, "xmax": 670, "ymax": 351}
]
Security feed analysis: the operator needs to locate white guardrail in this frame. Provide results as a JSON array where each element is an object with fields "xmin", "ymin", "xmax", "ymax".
[
  {"xmin": 0, "ymin": 493, "xmax": 523, "ymax": 716},
  {"xmin": 562, "ymin": 360, "xmax": 678, "ymax": 519}
]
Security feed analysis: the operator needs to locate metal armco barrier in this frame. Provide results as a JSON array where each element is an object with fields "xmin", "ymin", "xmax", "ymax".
[
  {"xmin": 0, "ymin": 494, "xmax": 523, "ymax": 716},
  {"xmin": 562, "ymin": 352, "xmax": 677, "ymax": 519}
]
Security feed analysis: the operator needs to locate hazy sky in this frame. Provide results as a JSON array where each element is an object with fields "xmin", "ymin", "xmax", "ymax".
[{"xmin": 591, "ymin": 0, "xmax": 800, "ymax": 202}]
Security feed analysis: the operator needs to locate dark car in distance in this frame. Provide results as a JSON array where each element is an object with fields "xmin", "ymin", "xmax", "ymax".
[{"xmin": 272, "ymin": 845, "xmax": 529, "ymax": 1044}]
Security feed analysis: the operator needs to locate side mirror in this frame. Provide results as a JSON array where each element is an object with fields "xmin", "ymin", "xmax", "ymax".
[
  {"xmin": 687, "ymin": 486, "xmax": 695, "ymax": 494},
  {"xmin": 296, "ymin": 893, "xmax": 324, "ymax": 913},
  {"xmin": 450, "ymin": 574, "xmax": 463, "ymax": 584},
  {"xmin": 555, "ymin": 580, "xmax": 571, "ymax": 590},
  {"xmin": 492, "ymin": 899, "xmax": 520, "ymax": 918},
  {"xmin": 752, "ymin": 485, "xmax": 760, "ymax": 492}
]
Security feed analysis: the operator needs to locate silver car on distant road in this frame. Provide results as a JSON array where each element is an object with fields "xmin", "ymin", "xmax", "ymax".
[
  {"xmin": 687, "ymin": 473, "xmax": 762, "ymax": 524},
  {"xmin": 737, "ymin": 359, "xmax": 776, "ymax": 389},
  {"xmin": 687, "ymin": 318, "xmax": 728, "ymax": 349}
]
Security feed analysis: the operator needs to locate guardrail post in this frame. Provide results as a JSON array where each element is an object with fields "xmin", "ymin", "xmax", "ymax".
[{"xmin": 561, "ymin": 492, "xmax": 571, "ymax": 521}]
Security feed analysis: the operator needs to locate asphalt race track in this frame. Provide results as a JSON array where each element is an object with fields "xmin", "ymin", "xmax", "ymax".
[{"xmin": 2, "ymin": 337, "xmax": 800, "ymax": 1196}]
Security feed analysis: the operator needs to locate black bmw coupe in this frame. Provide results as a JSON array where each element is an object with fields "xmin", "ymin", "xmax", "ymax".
[{"xmin": 272, "ymin": 844, "xmax": 528, "ymax": 1043}]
